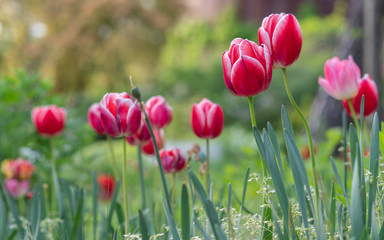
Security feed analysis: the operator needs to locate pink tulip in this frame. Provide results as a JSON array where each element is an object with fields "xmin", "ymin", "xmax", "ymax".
[
  {"xmin": 1, "ymin": 158, "xmax": 35, "ymax": 181},
  {"xmin": 342, "ymin": 74, "xmax": 378, "ymax": 117},
  {"xmin": 159, "ymin": 147, "xmax": 186, "ymax": 173},
  {"xmin": 318, "ymin": 56, "xmax": 360, "ymax": 100},
  {"xmin": 5, "ymin": 179, "xmax": 29, "ymax": 199},
  {"xmin": 88, "ymin": 103, "xmax": 105, "ymax": 135},
  {"xmin": 97, "ymin": 174, "xmax": 115, "ymax": 202},
  {"xmin": 222, "ymin": 38, "xmax": 272, "ymax": 97},
  {"xmin": 145, "ymin": 96, "xmax": 173, "ymax": 129},
  {"xmin": 191, "ymin": 98, "xmax": 224, "ymax": 139},
  {"xmin": 258, "ymin": 13, "xmax": 302, "ymax": 68},
  {"xmin": 126, "ymin": 117, "xmax": 151, "ymax": 147},
  {"xmin": 31, "ymin": 105, "xmax": 66, "ymax": 137},
  {"xmin": 99, "ymin": 92, "xmax": 141, "ymax": 138},
  {"xmin": 142, "ymin": 129, "xmax": 165, "ymax": 155}
]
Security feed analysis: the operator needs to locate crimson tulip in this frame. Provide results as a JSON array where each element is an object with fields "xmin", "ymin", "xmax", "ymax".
[
  {"xmin": 258, "ymin": 13, "xmax": 302, "ymax": 68},
  {"xmin": 191, "ymin": 98, "xmax": 224, "ymax": 139},
  {"xmin": 97, "ymin": 174, "xmax": 115, "ymax": 201},
  {"xmin": 159, "ymin": 147, "xmax": 186, "ymax": 173},
  {"xmin": 99, "ymin": 92, "xmax": 141, "ymax": 138},
  {"xmin": 31, "ymin": 105, "xmax": 66, "ymax": 137},
  {"xmin": 342, "ymin": 74, "xmax": 378, "ymax": 117},
  {"xmin": 318, "ymin": 56, "xmax": 360, "ymax": 100},
  {"xmin": 142, "ymin": 129, "xmax": 165, "ymax": 155},
  {"xmin": 145, "ymin": 96, "xmax": 173, "ymax": 129},
  {"xmin": 126, "ymin": 117, "xmax": 151, "ymax": 147},
  {"xmin": 222, "ymin": 38, "xmax": 272, "ymax": 97},
  {"xmin": 88, "ymin": 103, "xmax": 105, "ymax": 135}
]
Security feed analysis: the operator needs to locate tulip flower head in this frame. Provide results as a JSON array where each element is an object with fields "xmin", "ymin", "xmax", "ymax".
[
  {"xmin": 258, "ymin": 13, "xmax": 302, "ymax": 68},
  {"xmin": 99, "ymin": 92, "xmax": 142, "ymax": 138},
  {"xmin": 159, "ymin": 147, "xmax": 186, "ymax": 174},
  {"xmin": 32, "ymin": 105, "xmax": 66, "ymax": 137},
  {"xmin": 5, "ymin": 179, "xmax": 30, "ymax": 199},
  {"xmin": 126, "ymin": 116, "xmax": 151, "ymax": 147},
  {"xmin": 88, "ymin": 103, "xmax": 105, "ymax": 135},
  {"xmin": 318, "ymin": 56, "xmax": 360, "ymax": 100},
  {"xmin": 342, "ymin": 74, "xmax": 378, "ymax": 117},
  {"xmin": 142, "ymin": 129, "xmax": 165, "ymax": 155},
  {"xmin": 145, "ymin": 96, "xmax": 173, "ymax": 129},
  {"xmin": 222, "ymin": 38, "xmax": 272, "ymax": 97},
  {"xmin": 2, "ymin": 158, "xmax": 35, "ymax": 199},
  {"xmin": 191, "ymin": 98, "xmax": 224, "ymax": 139},
  {"xmin": 97, "ymin": 174, "xmax": 115, "ymax": 201}
]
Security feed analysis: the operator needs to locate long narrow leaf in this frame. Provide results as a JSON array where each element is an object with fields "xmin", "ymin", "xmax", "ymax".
[
  {"xmin": 107, "ymin": 180, "xmax": 121, "ymax": 232},
  {"xmin": 331, "ymin": 157, "xmax": 350, "ymax": 209},
  {"xmin": 92, "ymin": 171, "xmax": 98, "ymax": 240},
  {"xmin": 350, "ymin": 161, "xmax": 364, "ymax": 238},
  {"xmin": 162, "ymin": 201, "xmax": 180, "ymax": 240},
  {"xmin": 138, "ymin": 210, "xmax": 150, "ymax": 240},
  {"xmin": 267, "ymin": 122, "xmax": 284, "ymax": 178},
  {"xmin": 368, "ymin": 113, "xmax": 379, "ymax": 232},
  {"xmin": 236, "ymin": 168, "xmax": 250, "ymax": 239},
  {"xmin": 181, "ymin": 184, "xmax": 190, "ymax": 240},
  {"xmin": 0, "ymin": 192, "xmax": 6, "ymax": 240},
  {"xmin": 70, "ymin": 189, "xmax": 85, "ymax": 240}
]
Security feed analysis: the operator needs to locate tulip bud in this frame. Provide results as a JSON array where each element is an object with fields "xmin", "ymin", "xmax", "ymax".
[
  {"xmin": 97, "ymin": 174, "xmax": 115, "ymax": 202},
  {"xmin": 222, "ymin": 38, "xmax": 272, "ymax": 97},
  {"xmin": 142, "ymin": 129, "xmax": 165, "ymax": 155},
  {"xmin": 145, "ymin": 96, "xmax": 173, "ymax": 129},
  {"xmin": 88, "ymin": 103, "xmax": 105, "ymax": 135},
  {"xmin": 99, "ymin": 92, "xmax": 141, "ymax": 138},
  {"xmin": 31, "ymin": 105, "xmax": 66, "ymax": 137},
  {"xmin": 159, "ymin": 147, "xmax": 186, "ymax": 174},
  {"xmin": 258, "ymin": 13, "xmax": 302, "ymax": 68},
  {"xmin": 342, "ymin": 74, "xmax": 378, "ymax": 117},
  {"xmin": 318, "ymin": 56, "xmax": 360, "ymax": 100},
  {"xmin": 191, "ymin": 98, "xmax": 224, "ymax": 139}
]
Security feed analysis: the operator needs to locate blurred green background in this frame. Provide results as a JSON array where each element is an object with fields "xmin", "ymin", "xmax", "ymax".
[{"xmin": 0, "ymin": 0, "xmax": 350, "ymax": 208}]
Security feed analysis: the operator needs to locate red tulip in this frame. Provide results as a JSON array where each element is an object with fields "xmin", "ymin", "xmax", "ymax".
[
  {"xmin": 222, "ymin": 38, "xmax": 272, "ymax": 97},
  {"xmin": 99, "ymin": 92, "xmax": 141, "ymax": 138},
  {"xmin": 88, "ymin": 103, "xmax": 105, "ymax": 135},
  {"xmin": 191, "ymin": 98, "xmax": 224, "ymax": 139},
  {"xmin": 318, "ymin": 56, "xmax": 360, "ymax": 100},
  {"xmin": 126, "ymin": 116, "xmax": 151, "ymax": 147},
  {"xmin": 258, "ymin": 13, "xmax": 302, "ymax": 68},
  {"xmin": 31, "ymin": 105, "xmax": 66, "ymax": 137},
  {"xmin": 145, "ymin": 96, "xmax": 173, "ymax": 129},
  {"xmin": 342, "ymin": 74, "xmax": 378, "ymax": 117},
  {"xmin": 142, "ymin": 129, "xmax": 165, "ymax": 155},
  {"xmin": 97, "ymin": 174, "xmax": 115, "ymax": 201},
  {"xmin": 159, "ymin": 147, "xmax": 186, "ymax": 173}
]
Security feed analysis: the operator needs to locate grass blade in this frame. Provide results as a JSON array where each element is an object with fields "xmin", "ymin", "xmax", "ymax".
[
  {"xmin": 181, "ymin": 184, "xmax": 190, "ymax": 240},
  {"xmin": 267, "ymin": 122, "xmax": 284, "ymax": 179},
  {"xmin": 368, "ymin": 113, "xmax": 379, "ymax": 232},
  {"xmin": 350, "ymin": 160, "xmax": 364, "ymax": 238},
  {"xmin": 194, "ymin": 217, "xmax": 212, "ymax": 240},
  {"xmin": 0, "ymin": 191, "xmax": 6, "ymax": 240},
  {"xmin": 70, "ymin": 189, "xmax": 85, "ymax": 240},
  {"xmin": 162, "ymin": 201, "xmax": 180, "ymax": 240},
  {"xmin": 138, "ymin": 210, "xmax": 150, "ymax": 240},
  {"xmin": 331, "ymin": 157, "xmax": 350, "ymax": 209},
  {"xmin": 236, "ymin": 168, "xmax": 250, "ymax": 239},
  {"xmin": 52, "ymin": 165, "xmax": 64, "ymax": 218},
  {"xmin": 329, "ymin": 182, "xmax": 336, "ymax": 238},
  {"xmin": 92, "ymin": 171, "xmax": 98, "ymax": 240}
]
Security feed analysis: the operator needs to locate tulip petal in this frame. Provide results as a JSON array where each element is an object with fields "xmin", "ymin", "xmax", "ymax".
[
  {"xmin": 207, "ymin": 104, "xmax": 224, "ymax": 139},
  {"xmin": 239, "ymin": 40, "xmax": 257, "ymax": 59},
  {"xmin": 271, "ymin": 14, "xmax": 302, "ymax": 68},
  {"xmin": 126, "ymin": 101, "xmax": 142, "ymax": 136},
  {"xmin": 100, "ymin": 104, "xmax": 121, "ymax": 138},
  {"xmin": 222, "ymin": 51, "xmax": 236, "ymax": 95},
  {"xmin": 191, "ymin": 104, "xmax": 206, "ymax": 138},
  {"xmin": 231, "ymin": 56, "xmax": 266, "ymax": 97},
  {"xmin": 258, "ymin": 27, "xmax": 272, "ymax": 56}
]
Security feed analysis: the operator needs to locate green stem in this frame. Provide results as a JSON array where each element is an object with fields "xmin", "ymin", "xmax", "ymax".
[
  {"xmin": 107, "ymin": 135, "xmax": 119, "ymax": 177},
  {"xmin": 247, "ymin": 97, "xmax": 257, "ymax": 128},
  {"xmin": 347, "ymin": 99, "xmax": 361, "ymax": 135},
  {"xmin": 171, "ymin": 172, "xmax": 176, "ymax": 212},
  {"xmin": 122, "ymin": 138, "xmax": 129, "ymax": 235},
  {"xmin": 206, "ymin": 139, "xmax": 210, "ymax": 191},
  {"xmin": 50, "ymin": 138, "xmax": 56, "ymax": 214},
  {"xmin": 281, "ymin": 68, "xmax": 320, "ymax": 216},
  {"xmin": 137, "ymin": 147, "xmax": 147, "ymax": 210}
]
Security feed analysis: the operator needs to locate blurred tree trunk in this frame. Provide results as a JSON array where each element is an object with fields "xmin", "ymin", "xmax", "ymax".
[{"xmin": 309, "ymin": 0, "xmax": 366, "ymax": 139}]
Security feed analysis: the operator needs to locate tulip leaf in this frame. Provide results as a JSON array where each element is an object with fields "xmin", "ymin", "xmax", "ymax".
[
  {"xmin": 139, "ymin": 210, "xmax": 150, "ymax": 240},
  {"xmin": 163, "ymin": 200, "xmax": 180, "ymax": 240},
  {"xmin": 92, "ymin": 171, "xmax": 98, "ymax": 240},
  {"xmin": 181, "ymin": 184, "xmax": 190, "ymax": 240},
  {"xmin": 267, "ymin": 122, "xmax": 284, "ymax": 179},
  {"xmin": 0, "ymin": 191, "xmax": 6, "ymax": 240},
  {"xmin": 368, "ymin": 113, "xmax": 379, "ymax": 232},
  {"xmin": 236, "ymin": 168, "xmax": 250, "ymax": 239},
  {"xmin": 350, "ymin": 160, "xmax": 364, "ymax": 238}
]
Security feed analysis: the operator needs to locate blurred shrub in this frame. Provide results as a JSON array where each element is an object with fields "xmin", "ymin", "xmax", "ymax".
[{"xmin": 155, "ymin": 7, "xmax": 345, "ymax": 135}]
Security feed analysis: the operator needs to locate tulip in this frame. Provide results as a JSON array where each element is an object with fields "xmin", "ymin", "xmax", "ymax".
[
  {"xmin": 97, "ymin": 174, "xmax": 115, "ymax": 201},
  {"xmin": 342, "ymin": 74, "xmax": 378, "ymax": 117},
  {"xmin": 142, "ymin": 129, "xmax": 165, "ymax": 155},
  {"xmin": 318, "ymin": 56, "xmax": 360, "ymax": 100},
  {"xmin": 159, "ymin": 147, "xmax": 186, "ymax": 174},
  {"xmin": 99, "ymin": 92, "xmax": 141, "ymax": 138},
  {"xmin": 88, "ymin": 103, "xmax": 105, "ymax": 135},
  {"xmin": 31, "ymin": 105, "xmax": 66, "ymax": 137},
  {"xmin": 2, "ymin": 158, "xmax": 35, "ymax": 181},
  {"xmin": 191, "ymin": 98, "xmax": 224, "ymax": 139},
  {"xmin": 4, "ymin": 179, "xmax": 30, "ymax": 199},
  {"xmin": 258, "ymin": 13, "xmax": 302, "ymax": 68},
  {"xmin": 145, "ymin": 96, "xmax": 173, "ymax": 129},
  {"xmin": 222, "ymin": 38, "xmax": 272, "ymax": 97},
  {"xmin": 126, "ymin": 116, "xmax": 151, "ymax": 147}
]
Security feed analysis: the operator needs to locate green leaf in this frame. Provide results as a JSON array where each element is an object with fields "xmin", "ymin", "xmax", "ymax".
[
  {"xmin": 236, "ymin": 168, "xmax": 250, "ymax": 239},
  {"xmin": 331, "ymin": 157, "xmax": 350, "ymax": 209},
  {"xmin": 162, "ymin": 201, "xmax": 180, "ymax": 240},
  {"xmin": 107, "ymin": 180, "xmax": 121, "ymax": 233},
  {"xmin": 0, "ymin": 180, "xmax": 23, "ymax": 239},
  {"xmin": 52, "ymin": 165, "xmax": 64, "ymax": 218},
  {"xmin": 194, "ymin": 217, "xmax": 212, "ymax": 240},
  {"xmin": 92, "ymin": 171, "xmax": 98, "ymax": 240},
  {"xmin": 0, "ymin": 191, "xmax": 6, "ymax": 240},
  {"xmin": 138, "ymin": 210, "xmax": 150, "ymax": 240},
  {"xmin": 181, "ymin": 184, "xmax": 190, "ymax": 240},
  {"xmin": 368, "ymin": 113, "xmax": 379, "ymax": 232},
  {"xmin": 329, "ymin": 182, "xmax": 336, "ymax": 237},
  {"xmin": 370, "ymin": 207, "xmax": 379, "ymax": 240},
  {"xmin": 267, "ymin": 122, "xmax": 284, "ymax": 179},
  {"xmin": 70, "ymin": 189, "xmax": 85, "ymax": 240},
  {"xmin": 351, "ymin": 160, "xmax": 364, "ymax": 238},
  {"xmin": 349, "ymin": 123, "xmax": 358, "ymax": 170},
  {"xmin": 270, "ymin": 201, "xmax": 287, "ymax": 240},
  {"xmin": 281, "ymin": 106, "xmax": 295, "ymax": 139}
]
